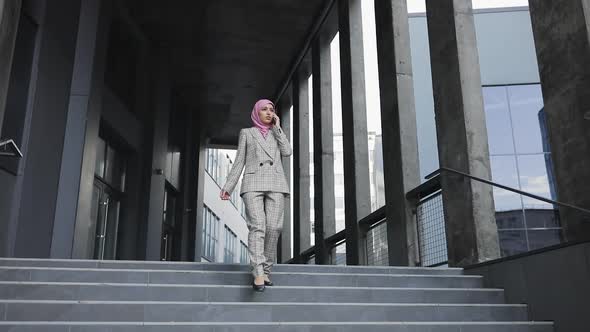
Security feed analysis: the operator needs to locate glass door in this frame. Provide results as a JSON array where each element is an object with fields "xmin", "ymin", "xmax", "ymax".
[
  {"xmin": 161, "ymin": 185, "xmax": 178, "ymax": 261},
  {"xmin": 93, "ymin": 182, "xmax": 121, "ymax": 260}
]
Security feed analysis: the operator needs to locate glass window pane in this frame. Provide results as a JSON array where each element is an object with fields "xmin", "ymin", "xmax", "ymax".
[
  {"xmin": 495, "ymin": 210, "xmax": 525, "ymax": 230},
  {"xmin": 490, "ymin": 155, "xmax": 524, "ymax": 229},
  {"xmin": 490, "ymin": 155, "xmax": 523, "ymax": 213},
  {"xmin": 524, "ymin": 209, "xmax": 560, "ymax": 229},
  {"xmin": 527, "ymin": 229, "xmax": 562, "ymax": 251},
  {"xmin": 508, "ymin": 85, "xmax": 545, "ymax": 154},
  {"xmin": 483, "ymin": 86, "xmax": 515, "ymax": 155},
  {"xmin": 517, "ymin": 154, "xmax": 554, "ymax": 208},
  {"xmin": 498, "ymin": 230, "xmax": 527, "ymax": 257},
  {"xmin": 95, "ymin": 138, "xmax": 106, "ymax": 178}
]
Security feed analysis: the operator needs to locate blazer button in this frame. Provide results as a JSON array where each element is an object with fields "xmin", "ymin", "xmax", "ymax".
[
  {"xmin": 259, "ymin": 163, "xmax": 263, "ymax": 166},
  {"xmin": 270, "ymin": 162, "xmax": 274, "ymax": 166}
]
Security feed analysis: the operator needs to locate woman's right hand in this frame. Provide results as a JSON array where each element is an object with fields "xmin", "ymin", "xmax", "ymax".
[{"xmin": 220, "ymin": 190, "xmax": 230, "ymax": 200}]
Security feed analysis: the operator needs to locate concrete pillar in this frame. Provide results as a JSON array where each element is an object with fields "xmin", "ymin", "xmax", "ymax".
[
  {"xmin": 374, "ymin": 0, "xmax": 421, "ymax": 266},
  {"xmin": 296, "ymin": 74, "xmax": 312, "ymax": 254},
  {"xmin": 0, "ymin": 0, "xmax": 22, "ymax": 257},
  {"xmin": 179, "ymin": 109, "xmax": 194, "ymax": 261},
  {"xmin": 425, "ymin": 0, "xmax": 500, "ymax": 266},
  {"xmin": 14, "ymin": 0, "xmax": 84, "ymax": 258},
  {"xmin": 145, "ymin": 51, "xmax": 171, "ymax": 261},
  {"xmin": 278, "ymin": 97, "xmax": 293, "ymax": 263},
  {"xmin": 338, "ymin": 0, "xmax": 371, "ymax": 265},
  {"xmin": 117, "ymin": 41, "xmax": 150, "ymax": 261},
  {"xmin": 0, "ymin": 0, "xmax": 22, "ymax": 135},
  {"xmin": 54, "ymin": 0, "xmax": 111, "ymax": 259},
  {"xmin": 192, "ymin": 117, "xmax": 207, "ymax": 261},
  {"xmin": 528, "ymin": 0, "xmax": 590, "ymax": 239},
  {"xmin": 312, "ymin": 37, "xmax": 335, "ymax": 264}
]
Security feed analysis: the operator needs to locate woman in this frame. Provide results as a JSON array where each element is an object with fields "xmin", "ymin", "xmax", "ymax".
[{"xmin": 219, "ymin": 99, "xmax": 292, "ymax": 292}]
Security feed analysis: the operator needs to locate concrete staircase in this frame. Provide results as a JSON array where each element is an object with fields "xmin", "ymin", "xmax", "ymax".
[{"xmin": 0, "ymin": 258, "xmax": 553, "ymax": 331}]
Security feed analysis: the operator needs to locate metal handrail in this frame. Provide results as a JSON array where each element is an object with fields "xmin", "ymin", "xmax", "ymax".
[
  {"xmin": 426, "ymin": 167, "xmax": 590, "ymax": 216},
  {"xmin": 0, "ymin": 139, "xmax": 23, "ymax": 158}
]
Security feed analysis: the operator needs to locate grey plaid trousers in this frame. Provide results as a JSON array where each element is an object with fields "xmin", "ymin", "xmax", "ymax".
[{"xmin": 242, "ymin": 191, "xmax": 285, "ymax": 277}]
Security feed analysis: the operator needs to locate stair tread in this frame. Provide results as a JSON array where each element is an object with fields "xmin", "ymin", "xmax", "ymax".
[
  {"xmin": 0, "ymin": 281, "xmax": 501, "ymax": 290},
  {"xmin": 0, "ymin": 258, "xmax": 462, "ymax": 270},
  {"xmin": 0, "ymin": 321, "xmax": 553, "ymax": 325},
  {"xmin": 0, "ymin": 267, "xmax": 478, "ymax": 278}
]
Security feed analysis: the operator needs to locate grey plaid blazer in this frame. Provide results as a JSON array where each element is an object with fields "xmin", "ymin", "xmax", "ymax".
[{"xmin": 222, "ymin": 126, "xmax": 292, "ymax": 196}]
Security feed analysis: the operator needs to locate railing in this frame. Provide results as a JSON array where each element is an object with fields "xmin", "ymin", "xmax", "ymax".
[
  {"xmin": 0, "ymin": 139, "xmax": 23, "ymax": 158},
  {"xmin": 427, "ymin": 167, "xmax": 590, "ymax": 216},
  {"xmin": 406, "ymin": 167, "xmax": 590, "ymax": 265},
  {"xmin": 286, "ymin": 166, "xmax": 590, "ymax": 266},
  {"xmin": 406, "ymin": 174, "xmax": 448, "ymax": 267},
  {"xmin": 289, "ymin": 206, "xmax": 388, "ymax": 265}
]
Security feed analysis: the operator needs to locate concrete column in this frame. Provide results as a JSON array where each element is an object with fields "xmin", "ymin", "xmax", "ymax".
[
  {"xmin": 338, "ymin": 0, "xmax": 371, "ymax": 265},
  {"xmin": 425, "ymin": 0, "xmax": 500, "ymax": 266},
  {"xmin": 296, "ymin": 74, "xmax": 312, "ymax": 254},
  {"xmin": 179, "ymin": 108, "xmax": 194, "ymax": 261},
  {"xmin": 55, "ymin": 0, "xmax": 111, "ymax": 259},
  {"xmin": 278, "ymin": 97, "xmax": 293, "ymax": 263},
  {"xmin": 117, "ymin": 41, "xmax": 150, "ymax": 261},
  {"xmin": 0, "ymin": 0, "xmax": 23, "ymax": 258},
  {"xmin": 374, "ymin": 0, "xmax": 421, "ymax": 266},
  {"xmin": 15, "ymin": 0, "xmax": 83, "ymax": 258},
  {"xmin": 528, "ymin": 0, "xmax": 590, "ymax": 239},
  {"xmin": 312, "ymin": 37, "xmax": 335, "ymax": 264},
  {"xmin": 0, "ymin": 0, "xmax": 22, "ymax": 135},
  {"xmin": 145, "ymin": 51, "xmax": 171, "ymax": 261},
  {"xmin": 192, "ymin": 117, "xmax": 207, "ymax": 261}
]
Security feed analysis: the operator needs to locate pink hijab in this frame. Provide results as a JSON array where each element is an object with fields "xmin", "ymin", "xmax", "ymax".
[{"xmin": 251, "ymin": 99, "xmax": 274, "ymax": 138}]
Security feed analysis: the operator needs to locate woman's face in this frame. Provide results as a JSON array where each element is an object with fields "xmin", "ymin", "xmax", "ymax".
[{"xmin": 258, "ymin": 103, "xmax": 275, "ymax": 125}]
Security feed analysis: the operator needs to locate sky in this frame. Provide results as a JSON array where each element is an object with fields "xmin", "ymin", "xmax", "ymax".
[{"xmin": 407, "ymin": 0, "xmax": 530, "ymax": 13}]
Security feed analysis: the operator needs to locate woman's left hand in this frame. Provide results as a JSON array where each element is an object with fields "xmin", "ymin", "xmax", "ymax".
[{"xmin": 273, "ymin": 114, "xmax": 281, "ymax": 128}]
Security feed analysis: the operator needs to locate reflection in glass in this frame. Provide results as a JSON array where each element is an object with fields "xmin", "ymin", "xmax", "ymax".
[
  {"xmin": 524, "ymin": 209, "xmax": 560, "ymax": 229},
  {"xmin": 95, "ymin": 138, "xmax": 106, "ymax": 178},
  {"xmin": 517, "ymin": 154, "xmax": 553, "ymax": 207},
  {"xmin": 483, "ymin": 87, "xmax": 514, "ymax": 155},
  {"xmin": 508, "ymin": 85, "xmax": 545, "ymax": 154},
  {"xmin": 495, "ymin": 210, "xmax": 525, "ymax": 230},
  {"xmin": 498, "ymin": 230, "xmax": 527, "ymax": 256},
  {"xmin": 527, "ymin": 229, "xmax": 562, "ymax": 251},
  {"xmin": 490, "ymin": 156, "xmax": 522, "ymax": 213}
]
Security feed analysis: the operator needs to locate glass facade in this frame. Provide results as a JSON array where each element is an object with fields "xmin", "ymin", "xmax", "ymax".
[
  {"xmin": 240, "ymin": 241, "xmax": 249, "ymax": 264},
  {"xmin": 483, "ymin": 84, "xmax": 562, "ymax": 256},
  {"xmin": 224, "ymin": 225, "xmax": 237, "ymax": 263},
  {"xmin": 205, "ymin": 148, "xmax": 247, "ymax": 218},
  {"xmin": 202, "ymin": 206, "xmax": 220, "ymax": 261}
]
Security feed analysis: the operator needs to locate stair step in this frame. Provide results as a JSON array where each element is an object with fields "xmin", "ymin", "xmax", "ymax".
[
  {"xmin": 0, "ymin": 282, "xmax": 505, "ymax": 303},
  {"xmin": 0, "ymin": 267, "xmax": 483, "ymax": 288},
  {"xmin": 0, "ymin": 258, "xmax": 462, "ymax": 275},
  {"xmin": 0, "ymin": 321, "xmax": 555, "ymax": 332},
  {"xmin": 0, "ymin": 301, "xmax": 528, "ymax": 322}
]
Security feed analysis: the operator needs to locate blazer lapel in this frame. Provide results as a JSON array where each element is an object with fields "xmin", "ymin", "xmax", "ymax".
[{"xmin": 251, "ymin": 128, "xmax": 274, "ymax": 159}]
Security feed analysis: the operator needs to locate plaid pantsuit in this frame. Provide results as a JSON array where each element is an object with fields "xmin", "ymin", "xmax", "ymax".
[{"xmin": 222, "ymin": 126, "xmax": 292, "ymax": 277}]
